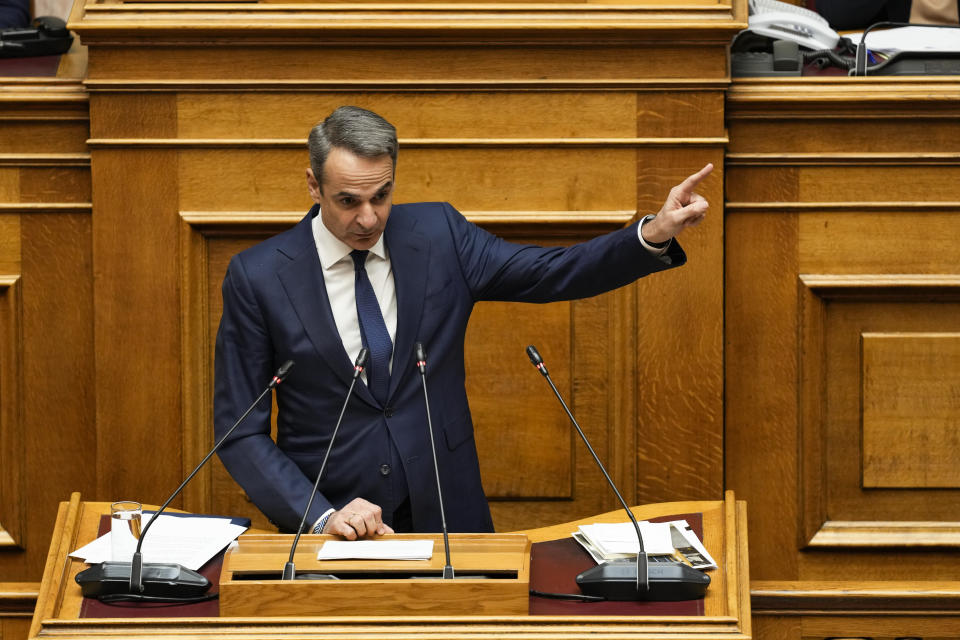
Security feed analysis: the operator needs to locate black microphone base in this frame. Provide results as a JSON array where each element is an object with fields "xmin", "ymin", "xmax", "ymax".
[
  {"xmin": 576, "ymin": 559, "xmax": 710, "ymax": 601},
  {"xmin": 75, "ymin": 561, "xmax": 210, "ymax": 600}
]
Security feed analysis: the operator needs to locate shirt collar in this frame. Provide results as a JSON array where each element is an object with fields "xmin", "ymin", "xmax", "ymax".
[{"xmin": 312, "ymin": 207, "xmax": 388, "ymax": 271}]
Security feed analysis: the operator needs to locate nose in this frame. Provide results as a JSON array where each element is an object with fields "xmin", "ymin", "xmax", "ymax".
[{"xmin": 356, "ymin": 202, "xmax": 378, "ymax": 229}]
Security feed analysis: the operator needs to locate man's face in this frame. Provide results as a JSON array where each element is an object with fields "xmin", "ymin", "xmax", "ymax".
[{"xmin": 307, "ymin": 147, "xmax": 395, "ymax": 251}]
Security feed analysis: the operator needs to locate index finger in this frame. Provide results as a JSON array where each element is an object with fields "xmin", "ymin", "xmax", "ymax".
[{"xmin": 677, "ymin": 163, "xmax": 714, "ymax": 194}]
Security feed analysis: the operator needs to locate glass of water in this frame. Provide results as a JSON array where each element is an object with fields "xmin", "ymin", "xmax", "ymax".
[{"xmin": 110, "ymin": 500, "xmax": 142, "ymax": 562}]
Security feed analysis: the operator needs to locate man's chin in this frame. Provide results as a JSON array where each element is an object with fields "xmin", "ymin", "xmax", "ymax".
[{"xmin": 348, "ymin": 234, "xmax": 380, "ymax": 250}]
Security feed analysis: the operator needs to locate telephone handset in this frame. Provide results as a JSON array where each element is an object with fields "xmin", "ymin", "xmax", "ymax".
[
  {"xmin": 747, "ymin": 0, "xmax": 841, "ymax": 51},
  {"xmin": 0, "ymin": 16, "xmax": 74, "ymax": 59}
]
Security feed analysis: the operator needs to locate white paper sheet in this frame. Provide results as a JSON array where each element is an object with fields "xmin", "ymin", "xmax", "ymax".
[
  {"xmin": 69, "ymin": 513, "xmax": 247, "ymax": 570},
  {"xmin": 850, "ymin": 26, "xmax": 960, "ymax": 53},
  {"xmin": 317, "ymin": 540, "xmax": 434, "ymax": 561},
  {"xmin": 576, "ymin": 521, "xmax": 674, "ymax": 556}
]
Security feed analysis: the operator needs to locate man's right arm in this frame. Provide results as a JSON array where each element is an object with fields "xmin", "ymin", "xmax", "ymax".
[{"xmin": 213, "ymin": 254, "xmax": 333, "ymax": 532}]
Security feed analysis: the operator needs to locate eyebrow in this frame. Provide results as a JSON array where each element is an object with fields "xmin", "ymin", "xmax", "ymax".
[{"xmin": 334, "ymin": 180, "xmax": 393, "ymax": 199}]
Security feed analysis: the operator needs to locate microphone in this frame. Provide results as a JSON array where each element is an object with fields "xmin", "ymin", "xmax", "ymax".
[
  {"xmin": 282, "ymin": 348, "xmax": 368, "ymax": 581},
  {"xmin": 415, "ymin": 342, "xmax": 454, "ymax": 579},
  {"xmin": 525, "ymin": 346, "xmax": 709, "ymax": 601},
  {"xmin": 75, "ymin": 360, "xmax": 295, "ymax": 601}
]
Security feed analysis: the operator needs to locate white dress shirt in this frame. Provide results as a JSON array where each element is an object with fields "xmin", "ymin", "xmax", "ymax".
[{"xmin": 311, "ymin": 211, "xmax": 398, "ymax": 380}]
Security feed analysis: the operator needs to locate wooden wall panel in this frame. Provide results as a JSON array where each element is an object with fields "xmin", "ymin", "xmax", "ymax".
[
  {"xmin": 66, "ymin": 0, "xmax": 738, "ymax": 547},
  {"xmin": 861, "ymin": 333, "xmax": 960, "ymax": 489},
  {"xmin": 92, "ymin": 149, "xmax": 182, "ymax": 507},
  {"xmin": 0, "ymin": 275, "xmax": 23, "ymax": 549},
  {"xmin": 176, "ymin": 92, "xmax": 641, "ymax": 140},
  {"xmin": 635, "ymin": 146, "xmax": 725, "ymax": 503},
  {"xmin": 726, "ymin": 79, "xmax": 960, "ymax": 593},
  {"xmin": 0, "ymin": 73, "xmax": 91, "ymax": 592},
  {"xmin": 724, "ymin": 209, "xmax": 799, "ymax": 581},
  {"xmin": 84, "ymin": 44, "xmax": 729, "ymax": 83}
]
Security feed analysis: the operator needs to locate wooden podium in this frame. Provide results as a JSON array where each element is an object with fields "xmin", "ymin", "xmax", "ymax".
[
  {"xmin": 28, "ymin": 492, "xmax": 750, "ymax": 639},
  {"xmin": 219, "ymin": 533, "xmax": 531, "ymax": 617}
]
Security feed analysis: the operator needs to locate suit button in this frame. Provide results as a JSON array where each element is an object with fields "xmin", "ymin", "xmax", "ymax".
[
  {"xmin": 379, "ymin": 464, "xmax": 391, "ymax": 476},
  {"xmin": 384, "ymin": 407, "xmax": 394, "ymax": 418}
]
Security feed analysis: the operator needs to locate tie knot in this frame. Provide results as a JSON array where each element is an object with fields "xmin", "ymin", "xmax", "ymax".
[{"xmin": 350, "ymin": 249, "xmax": 369, "ymax": 271}]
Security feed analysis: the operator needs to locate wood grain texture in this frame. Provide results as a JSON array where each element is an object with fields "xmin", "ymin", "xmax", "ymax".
[
  {"xmin": 0, "ymin": 69, "xmax": 91, "ymax": 588},
  {"xmin": 28, "ymin": 495, "xmax": 750, "ymax": 639},
  {"xmin": 220, "ymin": 534, "xmax": 530, "ymax": 617},
  {"xmin": 861, "ymin": 333, "xmax": 960, "ymax": 489},
  {"xmin": 635, "ymin": 147, "xmax": 724, "ymax": 504},
  {"xmin": 724, "ymin": 210, "xmax": 799, "ymax": 581},
  {"xmin": 0, "ymin": 276, "xmax": 23, "ymax": 549},
  {"xmin": 20, "ymin": 213, "xmax": 95, "ymax": 576},
  {"xmin": 92, "ymin": 149, "xmax": 181, "ymax": 507},
  {"xmin": 728, "ymin": 77, "xmax": 960, "ymax": 592}
]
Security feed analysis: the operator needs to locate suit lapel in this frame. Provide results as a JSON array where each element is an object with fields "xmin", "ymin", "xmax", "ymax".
[
  {"xmin": 276, "ymin": 209, "xmax": 378, "ymax": 406},
  {"xmin": 385, "ymin": 212, "xmax": 429, "ymax": 402}
]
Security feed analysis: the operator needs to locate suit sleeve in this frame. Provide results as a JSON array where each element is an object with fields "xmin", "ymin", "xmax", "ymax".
[
  {"xmin": 440, "ymin": 203, "xmax": 685, "ymax": 303},
  {"xmin": 214, "ymin": 255, "xmax": 332, "ymax": 532}
]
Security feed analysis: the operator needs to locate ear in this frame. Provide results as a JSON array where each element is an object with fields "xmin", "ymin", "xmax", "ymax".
[{"xmin": 306, "ymin": 168, "xmax": 322, "ymax": 204}]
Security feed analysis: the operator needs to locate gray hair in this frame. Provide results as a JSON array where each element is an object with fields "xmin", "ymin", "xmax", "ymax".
[{"xmin": 308, "ymin": 106, "xmax": 398, "ymax": 192}]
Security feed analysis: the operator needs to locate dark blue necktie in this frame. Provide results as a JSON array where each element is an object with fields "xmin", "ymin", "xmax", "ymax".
[{"xmin": 351, "ymin": 249, "xmax": 392, "ymax": 405}]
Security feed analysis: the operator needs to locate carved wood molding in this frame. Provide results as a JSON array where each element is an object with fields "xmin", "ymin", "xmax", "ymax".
[
  {"xmin": 726, "ymin": 202, "xmax": 960, "ymax": 213},
  {"xmin": 180, "ymin": 209, "xmax": 636, "ymax": 236},
  {"xmin": 0, "ymin": 203, "xmax": 92, "ymax": 215},
  {"xmin": 0, "ymin": 275, "xmax": 24, "ymax": 548},
  {"xmin": 0, "ymin": 155, "xmax": 89, "ymax": 168},
  {"xmin": 728, "ymin": 78, "xmax": 960, "ymax": 116},
  {"xmin": 808, "ymin": 521, "xmax": 960, "ymax": 548},
  {"xmin": 726, "ymin": 152, "xmax": 960, "ymax": 166},
  {"xmin": 798, "ymin": 274, "xmax": 960, "ymax": 549},
  {"xmin": 69, "ymin": 1, "xmax": 747, "ymax": 45},
  {"xmin": 752, "ymin": 579, "xmax": 960, "ymax": 613},
  {"xmin": 83, "ymin": 78, "xmax": 733, "ymax": 92},
  {"xmin": 89, "ymin": 137, "xmax": 729, "ymax": 149},
  {"xmin": 0, "ymin": 582, "xmax": 39, "ymax": 616}
]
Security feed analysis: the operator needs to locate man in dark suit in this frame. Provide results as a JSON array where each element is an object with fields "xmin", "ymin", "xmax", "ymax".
[
  {"xmin": 0, "ymin": 0, "xmax": 30, "ymax": 29},
  {"xmin": 214, "ymin": 106, "xmax": 712, "ymax": 538},
  {"xmin": 813, "ymin": 0, "xmax": 958, "ymax": 29}
]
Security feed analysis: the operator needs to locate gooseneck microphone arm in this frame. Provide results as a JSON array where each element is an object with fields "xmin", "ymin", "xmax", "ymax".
[
  {"xmin": 525, "ymin": 345, "xmax": 648, "ymax": 595},
  {"xmin": 129, "ymin": 359, "xmax": 295, "ymax": 594},
  {"xmin": 282, "ymin": 348, "xmax": 368, "ymax": 581},
  {"xmin": 415, "ymin": 342, "xmax": 454, "ymax": 580}
]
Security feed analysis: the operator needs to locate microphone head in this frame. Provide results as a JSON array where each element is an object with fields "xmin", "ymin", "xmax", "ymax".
[
  {"xmin": 276, "ymin": 360, "xmax": 295, "ymax": 382},
  {"xmin": 526, "ymin": 345, "xmax": 543, "ymax": 366},
  {"xmin": 355, "ymin": 347, "xmax": 369, "ymax": 367},
  {"xmin": 415, "ymin": 342, "xmax": 426, "ymax": 362}
]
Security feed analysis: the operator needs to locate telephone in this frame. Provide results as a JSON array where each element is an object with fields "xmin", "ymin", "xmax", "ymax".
[
  {"xmin": 746, "ymin": 0, "xmax": 840, "ymax": 51},
  {"xmin": 0, "ymin": 16, "xmax": 73, "ymax": 59}
]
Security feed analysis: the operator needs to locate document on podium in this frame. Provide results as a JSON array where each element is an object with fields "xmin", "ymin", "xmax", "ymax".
[
  {"xmin": 69, "ymin": 512, "xmax": 248, "ymax": 570},
  {"xmin": 317, "ymin": 539, "xmax": 434, "ymax": 561},
  {"xmin": 852, "ymin": 26, "xmax": 960, "ymax": 54}
]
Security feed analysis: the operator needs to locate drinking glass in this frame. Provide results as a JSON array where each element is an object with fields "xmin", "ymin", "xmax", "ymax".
[{"xmin": 110, "ymin": 500, "xmax": 142, "ymax": 562}]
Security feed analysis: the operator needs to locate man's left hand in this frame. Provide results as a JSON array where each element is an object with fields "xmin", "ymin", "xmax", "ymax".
[{"xmin": 642, "ymin": 163, "xmax": 713, "ymax": 245}]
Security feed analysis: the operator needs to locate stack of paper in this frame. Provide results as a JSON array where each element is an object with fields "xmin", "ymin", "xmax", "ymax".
[
  {"xmin": 69, "ymin": 513, "xmax": 248, "ymax": 571},
  {"xmin": 573, "ymin": 519, "xmax": 716, "ymax": 570}
]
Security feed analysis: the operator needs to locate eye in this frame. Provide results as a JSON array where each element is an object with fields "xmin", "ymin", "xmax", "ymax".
[{"xmin": 339, "ymin": 197, "xmax": 355, "ymax": 207}]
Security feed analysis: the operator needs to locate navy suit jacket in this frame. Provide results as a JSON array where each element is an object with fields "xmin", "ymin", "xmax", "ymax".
[{"xmin": 214, "ymin": 202, "xmax": 685, "ymax": 533}]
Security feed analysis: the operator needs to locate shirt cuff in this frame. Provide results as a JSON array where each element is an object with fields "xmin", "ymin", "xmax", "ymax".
[
  {"xmin": 638, "ymin": 214, "xmax": 671, "ymax": 256},
  {"xmin": 311, "ymin": 508, "xmax": 336, "ymax": 534}
]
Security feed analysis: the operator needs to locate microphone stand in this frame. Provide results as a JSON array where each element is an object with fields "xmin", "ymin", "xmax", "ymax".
[
  {"xmin": 415, "ymin": 342, "xmax": 454, "ymax": 579},
  {"xmin": 525, "ymin": 346, "xmax": 647, "ymax": 596},
  {"xmin": 282, "ymin": 349, "xmax": 368, "ymax": 580},
  {"xmin": 128, "ymin": 360, "xmax": 295, "ymax": 594},
  {"xmin": 526, "ymin": 345, "xmax": 710, "ymax": 601}
]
